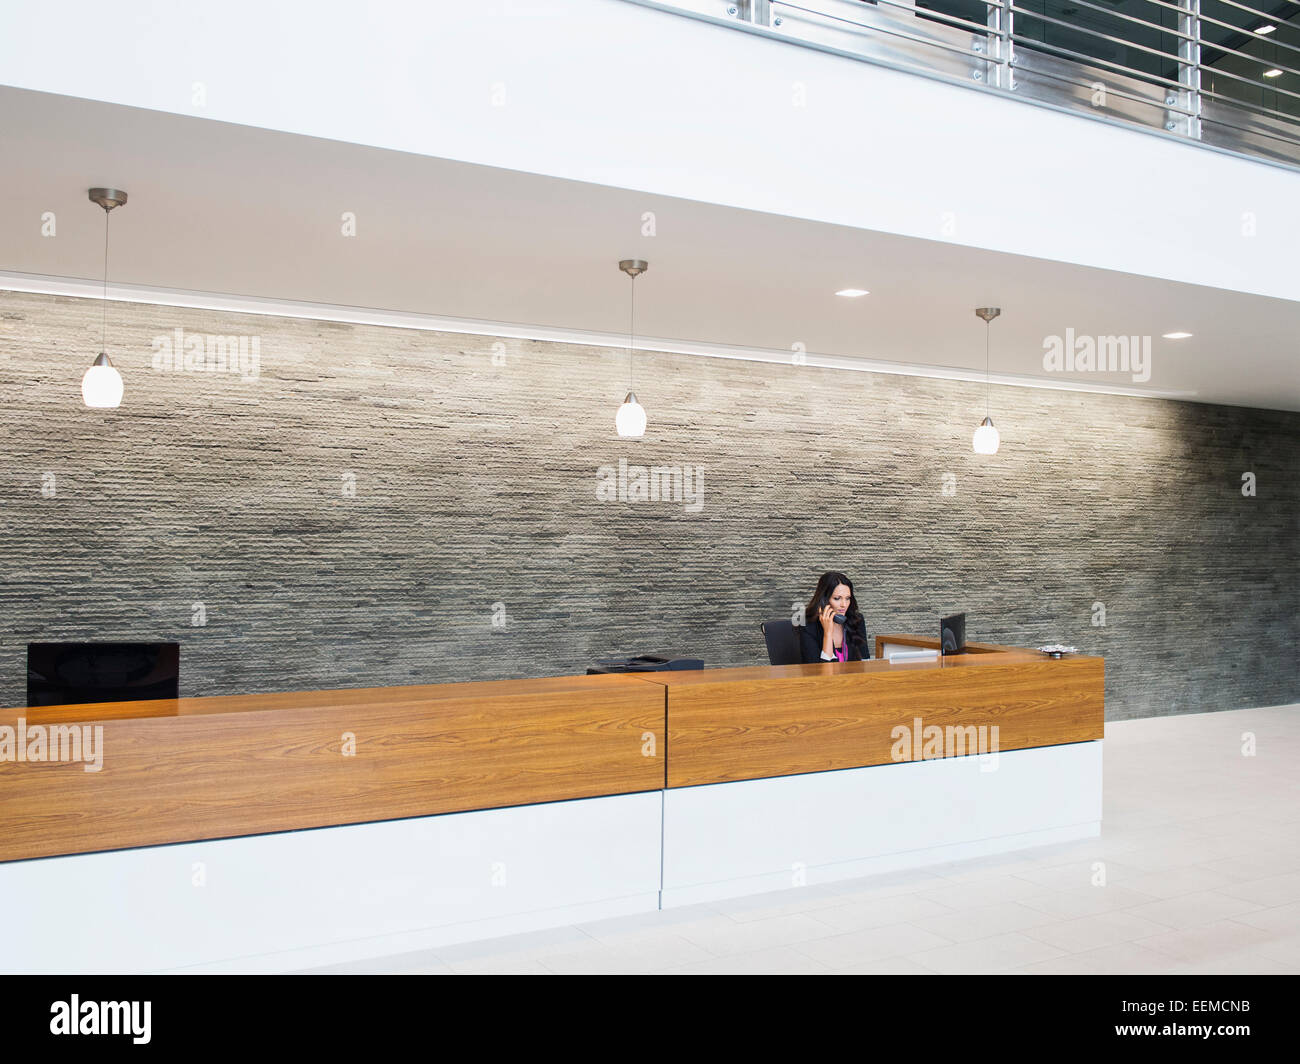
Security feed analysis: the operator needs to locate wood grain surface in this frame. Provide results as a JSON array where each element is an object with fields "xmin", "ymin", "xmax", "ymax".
[
  {"xmin": 0, "ymin": 673, "xmax": 664, "ymax": 863},
  {"xmin": 0, "ymin": 640, "xmax": 1103, "ymax": 861},
  {"xmin": 636, "ymin": 642, "xmax": 1104, "ymax": 787}
]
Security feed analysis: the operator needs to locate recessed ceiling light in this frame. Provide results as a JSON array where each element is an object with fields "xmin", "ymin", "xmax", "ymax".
[
  {"xmin": 1263, "ymin": 68, "xmax": 1283, "ymax": 78},
  {"xmin": 1255, "ymin": 24, "xmax": 1276, "ymax": 35},
  {"xmin": 835, "ymin": 288, "xmax": 869, "ymax": 297},
  {"xmin": 1162, "ymin": 331, "xmax": 1193, "ymax": 339}
]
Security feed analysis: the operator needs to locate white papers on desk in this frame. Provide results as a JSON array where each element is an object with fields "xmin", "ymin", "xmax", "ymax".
[{"xmin": 884, "ymin": 648, "xmax": 941, "ymax": 663}]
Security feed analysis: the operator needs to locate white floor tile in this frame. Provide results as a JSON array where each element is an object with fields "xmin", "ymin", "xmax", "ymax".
[
  {"xmin": 1166, "ymin": 949, "xmax": 1295, "ymax": 974},
  {"xmin": 432, "ymin": 924, "xmax": 596, "ymax": 963},
  {"xmin": 1011, "ymin": 858, "xmax": 1145, "ymax": 891},
  {"xmin": 537, "ymin": 934, "xmax": 714, "ymax": 974},
  {"xmin": 1133, "ymin": 919, "xmax": 1276, "ymax": 964},
  {"xmin": 924, "ymin": 851, "xmax": 1052, "ymax": 884},
  {"xmin": 1250, "ymin": 931, "xmax": 1300, "ymax": 966},
  {"xmin": 1229, "ymin": 901, "xmax": 1300, "ymax": 935},
  {"xmin": 830, "ymin": 955, "xmax": 939, "ymax": 975},
  {"xmin": 915, "ymin": 874, "xmax": 1049, "ymax": 910},
  {"xmin": 908, "ymin": 901, "xmax": 1062, "ymax": 944},
  {"xmin": 1019, "ymin": 910, "xmax": 1178, "ymax": 953},
  {"xmin": 790, "ymin": 923, "xmax": 955, "ymax": 968},
  {"xmin": 1009, "ymin": 941, "xmax": 1180, "ymax": 974},
  {"xmin": 675, "ymin": 912, "xmax": 840, "ymax": 956},
  {"xmin": 1016, "ymin": 884, "xmax": 1164, "ymax": 919},
  {"xmin": 1119, "ymin": 865, "xmax": 1244, "ymax": 899},
  {"xmin": 907, "ymin": 931, "xmax": 1068, "ymax": 974},
  {"xmin": 1215, "ymin": 871, "xmax": 1300, "ymax": 907},
  {"xmin": 1123, "ymin": 890, "xmax": 1267, "ymax": 930},
  {"xmin": 442, "ymin": 954, "xmax": 557, "ymax": 975},
  {"xmin": 1198, "ymin": 851, "xmax": 1300, "ymax": 882},
  {"xmin": 810, "ymin": 893, "xmax": 958, "ymax": 933},
  {"xmin": 658, "ymin": 945, "xmax": 832, "ymax": 975},
  {"xmin": 299, "ymin": 949, "xmax": 453, "ymax": 975}
]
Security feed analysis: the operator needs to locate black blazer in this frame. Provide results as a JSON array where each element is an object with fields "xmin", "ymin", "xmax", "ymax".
[{"xmin": 800, "ymin": 614, "xmax": 870, "ymax": 663}]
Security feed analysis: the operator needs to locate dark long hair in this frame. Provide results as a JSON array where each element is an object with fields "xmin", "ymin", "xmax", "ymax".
[{"xmin": 804, "ymin": 570, "xmax": 868, "ymax": 653}]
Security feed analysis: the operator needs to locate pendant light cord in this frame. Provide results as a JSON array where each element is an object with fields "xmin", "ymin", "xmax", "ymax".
[
  {"xmin": 984, "ymin": 318, "xmax": 990, "ymax": 417},
  {"xmin": 628, "ymin": 273, "xmax": 636, "ymax": 390},
  {"xmin": 101, "ymin": 206, "xmax": 111, "ymax": 354}
]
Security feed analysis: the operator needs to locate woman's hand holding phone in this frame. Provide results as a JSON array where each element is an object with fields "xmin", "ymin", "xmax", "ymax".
[{"xmin": 819, "ymin": 603, "xmax": 839, "ymax": 655}]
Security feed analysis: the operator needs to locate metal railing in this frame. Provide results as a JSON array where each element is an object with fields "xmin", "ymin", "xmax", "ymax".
[{"xmin": 638, "ymin": 0, "xmax": 1300, "ymax": 167}]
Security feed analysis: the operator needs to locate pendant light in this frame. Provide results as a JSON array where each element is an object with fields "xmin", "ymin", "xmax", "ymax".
[
  {"xmin": 82, "ymin": 187, "xmax": 128, "ymax": 409},
  {"xmin": 972, "ymin": 306, "xmax": 1001, "ymax": 455},
  {"xmin": 615, "ymin": 258, "xmax": 648, "ymax": 438}
]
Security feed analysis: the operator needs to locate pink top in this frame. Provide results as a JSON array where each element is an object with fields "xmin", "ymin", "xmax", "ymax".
[{"xmin": 832, "ymin": 637, "xmax": 847, "ymax": 662}]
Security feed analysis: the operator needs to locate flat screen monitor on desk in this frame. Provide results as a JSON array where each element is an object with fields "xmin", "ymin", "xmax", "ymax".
[
  {"xmin": 940, "ymin": 613, "xmax": 967, "ymax": 656},
  {"xmin": 26, "ymin": 642, "xmax": 180, "ymax": 707}
]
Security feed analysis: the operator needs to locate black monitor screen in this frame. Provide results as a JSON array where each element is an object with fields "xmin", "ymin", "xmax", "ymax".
[
  {"xmin": 26, "ymin": 643, "xmax": 180, "ymax": 707},
  {"xmin": 940, "ymin": 614, "xmax": 967, "ymax": 656}
]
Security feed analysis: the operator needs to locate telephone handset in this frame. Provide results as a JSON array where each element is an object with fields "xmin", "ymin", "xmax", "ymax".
[{"xmin": 816, "ymin": 596, "xmax": 848, "ymax": 626}]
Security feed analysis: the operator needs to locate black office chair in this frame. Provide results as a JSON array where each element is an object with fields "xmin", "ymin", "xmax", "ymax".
[{"xmin": 760, "ymin": 619, "xmax": 803, "ymax": 666}]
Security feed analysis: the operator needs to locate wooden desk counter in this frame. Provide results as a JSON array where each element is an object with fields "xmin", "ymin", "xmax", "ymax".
[
  {"xmin": 0, "ymin": 639, "xmax": 1105, "ymax": 971},
  {"xmin": 0, "ymin": 673, "xmax": 665, "ymax": 864},
  {"xmin": 634, "ymin": 636, "xmax": 1104, "ymax": 788},
  {"xmin": 0, "ymin": 637, "xmax": 1102, "ymax": 864}
]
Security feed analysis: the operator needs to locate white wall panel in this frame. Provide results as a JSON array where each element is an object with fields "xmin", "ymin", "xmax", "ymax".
[
  {"xmin": 662, "ymin": 742, "xmax": 1102, "ymax": 905},
  {"xmin": 0, "ymin": 791, "xmax": 662, "ymax": 974}
]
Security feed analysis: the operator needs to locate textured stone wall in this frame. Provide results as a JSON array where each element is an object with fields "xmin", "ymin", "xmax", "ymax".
[{"xmin": 1, "ymin": 289, "xmax": 1296, "ymax": 719}]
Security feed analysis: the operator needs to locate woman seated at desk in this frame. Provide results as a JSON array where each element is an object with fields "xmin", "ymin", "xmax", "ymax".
[{"xmin": 800, "ymin": 570, "xmax": 871, "ymax": 663}]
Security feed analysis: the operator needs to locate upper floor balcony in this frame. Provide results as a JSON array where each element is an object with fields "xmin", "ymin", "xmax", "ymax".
[
  {"xmin": 651, "ymin": 0, "xmax": 1300, "ymax": 167},
  {"xmin": 2, "ymin": 0, "xmax": 1297, "ymax": 311}
]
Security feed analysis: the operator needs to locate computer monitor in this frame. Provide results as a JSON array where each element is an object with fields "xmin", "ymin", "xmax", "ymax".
[
  {"xmin": 940, "ymin": 614, "xmax": 967, "ymax": 656},
  {"xmin": 26, "ymin": 642, "xmax": 180, "ymax": 707}
]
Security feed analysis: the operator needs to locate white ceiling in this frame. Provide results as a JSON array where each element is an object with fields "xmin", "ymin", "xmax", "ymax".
[{"xmin": 2, "ymin": 85, "xmax": 1298, "ymax": 411}]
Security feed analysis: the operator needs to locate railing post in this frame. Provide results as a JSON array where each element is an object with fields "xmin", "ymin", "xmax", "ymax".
[
  {"xmin": 984, "ymin": 1, "xmax": 1014, "ymax": 91},
  {"xmin": 1177, "ymin": 0, "xmax": 1202, "ymax": 139}
]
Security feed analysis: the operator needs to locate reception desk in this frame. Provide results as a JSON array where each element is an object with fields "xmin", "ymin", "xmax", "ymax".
[
  {"xmin": 0, "ymin": 673, "xmax": 663, "ymax": 864},
  {"xmin": 638, "ymin": 637, "xmax": 1103, "ymax": 906},
  {"xmin": 0, "ymin": 637, "xmax": 1102, "ymax": 972},
  {"xmin": 649, "ymin": 638, "xmax": 1101, "ymax": 787}
]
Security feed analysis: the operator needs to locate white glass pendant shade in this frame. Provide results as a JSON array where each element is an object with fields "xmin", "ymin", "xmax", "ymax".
[
  {"xmin": 972, "ymin": 415, "xmax": 999, "ymax": 455},
  {"xmin": 615, "ymin": 392, "xmax": 646, "ymax": 438},
  {"xmin": 82, "ymin": 352, "xmax": 123, "ymax": 409}
]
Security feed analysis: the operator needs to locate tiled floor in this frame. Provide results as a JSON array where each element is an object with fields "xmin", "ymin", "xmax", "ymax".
[{"xmin": 300, "ymin": 704, "xmax": 1300, "ymax": 975}]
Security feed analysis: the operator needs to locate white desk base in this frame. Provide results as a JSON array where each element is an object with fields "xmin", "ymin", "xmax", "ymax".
[
  {"xmin": 0, "ymin": 742, "xmax": 1101, "ymax": 973},
  {"xmin": 663, "ymin": 741, "xmax": 1102, "ymax": 906},
  {"xmin": 0, "ymin": 791, "xmax": 663, "ymax": 974}
]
